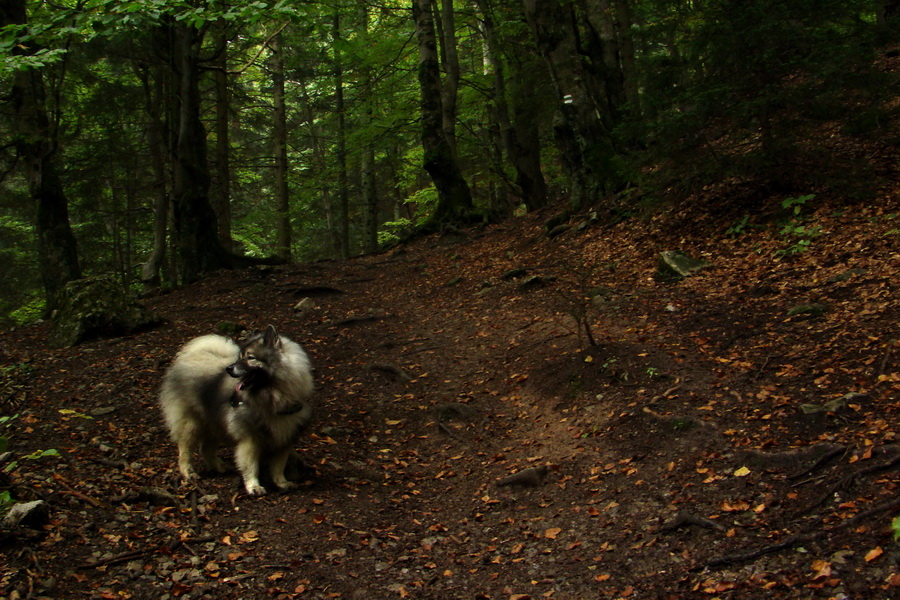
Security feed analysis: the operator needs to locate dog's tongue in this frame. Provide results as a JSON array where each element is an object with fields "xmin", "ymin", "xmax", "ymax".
[{"xmin": 235, "ymin": 381, "xmax": 244, "ymax": 392}]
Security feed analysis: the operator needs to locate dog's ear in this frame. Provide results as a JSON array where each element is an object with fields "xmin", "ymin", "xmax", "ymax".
[{"xmin": 263, "ymin": 325, "xmax": 281, "ymax": 348}]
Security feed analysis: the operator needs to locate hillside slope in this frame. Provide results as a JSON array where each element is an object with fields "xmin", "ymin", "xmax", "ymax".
[{"xmin": 1, "ymin": 187, "xmax": 898, "ymax": 598}]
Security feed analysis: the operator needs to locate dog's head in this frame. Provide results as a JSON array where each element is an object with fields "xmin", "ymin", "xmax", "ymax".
[{"xmin": 226, "ymin": 325, "xmax": 282, "ymax": 406}]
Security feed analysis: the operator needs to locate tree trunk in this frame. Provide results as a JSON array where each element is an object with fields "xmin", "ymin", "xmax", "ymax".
[
  {"xmin": 136, "ymin": 54, "xmax": 171, "ymax": 291},
  {"xmin": 333, "ymin": 14, "xmax": 350, "ymax": 259},
  {"xmin": 523, "ymin": 0, "xmax": 624, "ymax": 209},
  {"xmin": 359, "ymin": 5, "xmax": 379, "ymax": 254},
  {"xmin": 438, "ymin": 0, "xmax": 461, "ymax": 159},
  {"xmin": 2, "ymin": 0, "xmax": 81, "ymax": 314},
  {"xmin": 412, "ymin": 0, "xmax": 474, "ymax": 227},
  {"xmin": 475, "ymin": 0, "xmax": 548, "ymax": 211},
  {"xmin": 212, "ymin": 25, "xmax": 233, "ymax": 252},
  {"xmin": 271, "ymin": 32, "xmax": 292, "ymax": 262},
  {"xmin": 300, "ymin": 87, "xmax": 340, "ymax": 257},
  {"xmin": 613, "ymin": 0, "xmax": 639, "ymax": 112},
  {"xmin": 170, "ymin": 22, "xmax": 231, "ymax": 283}
]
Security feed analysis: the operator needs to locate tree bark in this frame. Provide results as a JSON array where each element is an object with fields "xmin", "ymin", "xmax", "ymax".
[
  {"xmin": 412, "ymin": 0, "xmax": 474, "ymax": 227},
  {"xmin": 333, "ymin": 14, "xmax": 350, "ymax": 259},
  {"xmin": 2, "ymin": 0, "xmax": 81, "ymax": 314},
  {"xmin": 359, "ymin": 6, "xmax": 379, "ymax": 254},
  {"xmin": 170, "ymin": 22, "xmax": 232, "ymax": 283},
  {"xmin": 136, "ymin": 49, "xmax": 171, "ymax": 291},
  {"xmin": 523, "ymin": 0, "xmax": 624, "ymax": 209},
  {"xmin": 271, "ymin": 32, "xmax": 292, "ymax": 262},
  {"xmin": 212, "ymin": 24, "xmax": 233, "ymax": 252},
  {"xmin": 613, "ymin": 0, "xmax": 639, "ymax": 112},
  {"xmin": 475, "ymin": 0, "xmax": 548, "ymax": 211},
  {"xmin": 438, "ymin": 0, "xmax": 461, "ymax": 159}
]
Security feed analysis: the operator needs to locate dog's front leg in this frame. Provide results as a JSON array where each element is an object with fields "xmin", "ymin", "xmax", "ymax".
[
  {"xmin": 234, "ymin": 440, "xmax": 266, "ymax": 495},
  {"xmin": 269, "ymin": 449, "xmax": 297, "ymax": 491},
  {"xmin": 177, "ymin": 442, "xmax": 197, "ymax": 481}
]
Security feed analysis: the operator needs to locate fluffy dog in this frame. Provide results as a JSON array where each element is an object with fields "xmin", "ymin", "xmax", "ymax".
[{"xmin": 159, "ymin": 325, "xmax": 313, "ymax": 495}]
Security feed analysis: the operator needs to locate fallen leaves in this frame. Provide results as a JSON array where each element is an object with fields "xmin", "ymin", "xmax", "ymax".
[
  {"xmin": 733, "ymin": 466, "xmax": 752, "ymax": 477},
  {"xmin": 865, "ymin": 546, "xmax": 883, "ymax": 562},
  {"xmin": 543, "ymin": 527, "xmax": 562, "ymax": 540}
]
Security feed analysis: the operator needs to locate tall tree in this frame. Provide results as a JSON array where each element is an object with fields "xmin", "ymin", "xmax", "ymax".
[
  {"xmin": 2, "ymin": 0, "xmax": 81, "ymax": 314},
  {"xmin": 412, "ymin": 0, "xmax": 474, "ymax": 227},
  {"xmin": 475, "ymin": 0, "xmax": 548, "ymax": 211},
  {"xmin": 271, "ymin": 31, "xmax": 291, "ymax": 261},
  {"xmin": 212, "ymin": 23, "xmax": 233, "ymax": 253},
  {"xmin": 136, "ymin": 52, "xmax": 172, "ymax": 291},
  {"xmin": 169, "ymin": 20, "xmax": 232, "ymax": 283},
  {"xmin": 358, "ymin": 5, "xmax": 379, "ymax": 254},
  {"xmin": 523, "ymin": 0, "xmax": 626, "ymax": 209}
]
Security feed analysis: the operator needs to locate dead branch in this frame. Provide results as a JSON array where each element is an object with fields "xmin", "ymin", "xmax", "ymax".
[{"xmin": 53, "ymin": 473, "xmax": 101, "ymax": 508}]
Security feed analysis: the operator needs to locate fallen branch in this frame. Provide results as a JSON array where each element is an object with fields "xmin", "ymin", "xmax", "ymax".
[
  {"xmin": 370, "ymin": 363, "xmax": 412, "ymax": 382},
  {"xmin": 53, "ymin": 473, "xmax": 101, "ymax": 508}
]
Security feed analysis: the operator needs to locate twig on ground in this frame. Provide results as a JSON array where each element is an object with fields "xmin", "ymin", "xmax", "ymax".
[{"xmin": 53, "ymin": 473, "xmax": 101, "ymax": 508}]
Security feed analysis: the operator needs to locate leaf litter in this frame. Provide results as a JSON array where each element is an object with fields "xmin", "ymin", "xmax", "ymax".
[{"xmin": 0, "ymin": 196, "xmax": 899, "ymax": 597}]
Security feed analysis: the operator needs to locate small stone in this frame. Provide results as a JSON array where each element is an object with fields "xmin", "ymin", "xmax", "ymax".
[{"xmin": 3, "ymin": 500, "xmax": 50, "ymax": 529}]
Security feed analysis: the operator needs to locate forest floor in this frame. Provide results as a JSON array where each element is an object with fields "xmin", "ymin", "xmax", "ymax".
[{"xmin": 1, "ymin": 183, "xmax": 899, "ymax": 600}]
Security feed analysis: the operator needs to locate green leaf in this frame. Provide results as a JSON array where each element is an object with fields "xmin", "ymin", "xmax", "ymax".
[{"xmin": 59, "ymin": 409, "xmax": 93, "ymax": 419}]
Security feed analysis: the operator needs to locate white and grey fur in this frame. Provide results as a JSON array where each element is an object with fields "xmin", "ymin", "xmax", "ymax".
[{"xmin": 159, "ymin": 325, "xmax": 314, "ymax": 495}]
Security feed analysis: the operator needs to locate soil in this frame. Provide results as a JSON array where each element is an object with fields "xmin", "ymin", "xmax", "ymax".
[{"xmin": 1, "ymin": 191, "xmax": 898, "ymax": 600}]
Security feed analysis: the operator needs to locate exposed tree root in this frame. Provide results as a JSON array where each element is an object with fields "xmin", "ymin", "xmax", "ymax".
[{"xmin": 698, "ymin": 494, "xmax": 900, "ymax": 571}]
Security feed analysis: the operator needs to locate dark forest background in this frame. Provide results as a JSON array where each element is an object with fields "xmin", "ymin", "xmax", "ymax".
[{"xmin": 1, "ymin": 0, "xmax": 897, "ymax": 324}]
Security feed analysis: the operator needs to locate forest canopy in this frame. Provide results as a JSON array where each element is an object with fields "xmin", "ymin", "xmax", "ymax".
[{"xmin": 0, "ymin": 0, "xmax": 896, "ymax": 324}]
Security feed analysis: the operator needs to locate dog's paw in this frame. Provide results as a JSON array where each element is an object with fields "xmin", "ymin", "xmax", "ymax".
[
  {"xmin": 274, "ymin": 480, "xmax": 297, "ymax": 491},
  {"xmin": 245, "ymin": 482, "xmax": 267, "ymax": 496},
  {"xmin": 179, "ymin": 469, "xmax": 199, "ymax": 482}
]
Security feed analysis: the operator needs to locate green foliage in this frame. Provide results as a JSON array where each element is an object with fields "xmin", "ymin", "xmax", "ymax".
[
  {"xmin": 637, "ymin": 0, "xmax": 889, "ymax": 192},
  {"xmin": 0, "ymin": 0, "xmax": 894, "ymax": 317},
  {"xmin": 0, "ymin": 413, "xmax": 16, "ymax": 453},
  {"xmin": 8, "ymin": 297, "xmax": 45, "ymax": 325},
  {"xmin": 377, "ymin": 183, "xmax": 440, "ymax": 245},
  {"xmin": 893, "ymin": 515, "xmax": 900, "ymax": 542},
  {"xmin": 725, "ymin": 214, "xmax": 751, "ymax": 238},
  {"xmin": 1, "ymin": 408, "xmax": 63, "ymax": 479},
  {"xmin": 378, "ymin": 218, "xmax": 412, "ymax": 246},
  {"xmin": 775, "ymin": 194, "xmax": 821, "ymax": 256},
  {"xmin": 0, "ymin": 414, "xmax": 57, "ymax": 474},
  {"xmin": 781, "ymin": 194, "xmax": 816, "ymax": 217}
]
